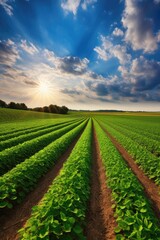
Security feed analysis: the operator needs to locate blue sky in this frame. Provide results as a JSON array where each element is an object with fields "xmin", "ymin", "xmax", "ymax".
[{"xmin": 0, "ymin": 0, "xmax": 160, "ymax": 111}]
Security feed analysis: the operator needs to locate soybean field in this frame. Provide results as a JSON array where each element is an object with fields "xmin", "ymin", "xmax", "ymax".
[{"xmin": 0, "ymin": 109, "xmax": 160, "ymax": 240}]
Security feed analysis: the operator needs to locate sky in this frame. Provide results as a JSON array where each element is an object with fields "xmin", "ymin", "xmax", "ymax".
[{"xmin": 0, "ymin": 0, "xmax": 160, "ymax": 111}]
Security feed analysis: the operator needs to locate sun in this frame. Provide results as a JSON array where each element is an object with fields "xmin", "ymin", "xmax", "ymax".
[
  {"xmin": 29, "ymin": 80, "xmax": 55, "ymax": 107},
  {"xmin": 38, "ymin": 82, "xmax": 50, "ymax": 96}
]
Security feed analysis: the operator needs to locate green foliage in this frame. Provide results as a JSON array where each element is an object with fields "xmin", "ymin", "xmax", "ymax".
[
  {"xmin": 0, "ymin": 119, "xmax": 78, "ymax": 151},
  {"xmin": 94, "ymin": 120, "xmax": 160, "ymax": 239},
  {"xmin": 0, "ymin": 119, "xmax": 84, "ymax": 175},
  {"xmin": 19, "ymin": 120, "xmax": 92, "ymax": 239},
  {"xmin": 99, "ymin": 120, "xmax": 160, "ymax": 185},
  {"xmin": 101, "ymin": 120, "xmax": 160, "ymax": 156},
  {"xmin": 0, "ymin": 120, "xmax": 88, "ymax": 209}
]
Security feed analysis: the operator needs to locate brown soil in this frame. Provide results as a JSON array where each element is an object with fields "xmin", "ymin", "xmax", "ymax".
[
  {"xmin": 85, "ymin": 127, "xmax": 116, "ymax": 240},
  {"xmin": 102, "ymin": 126, "xmax": 160, "ymax": 221},
  {"xmin": 0, "ymin": 133, "xmax": 82, "ymax": 240}
]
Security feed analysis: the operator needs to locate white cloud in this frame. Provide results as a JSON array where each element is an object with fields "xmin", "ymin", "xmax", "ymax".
[
  {"xmin": 20, "ymin": 40, "xmax": 39, "ymax": 55},
  {"xmin": 94, "ymin": 46, "xmax": 110, "ymax": 61},
  {"xmin": 112, "ymin": 27, "xmax": 124, "ymax": 37},
  {"xmin": 0, "ymin": 39, "xmax": 20, "ymax": 67},
  {"xmin": 94, "ymin": 35, "xmax": 131, "ymax": 64},
  {"xmin": 61, "ymin": 0, "xmax": 97, "ymax": 15},
  {"xmin": 81, "ymin": 0, "xmax": 97, "ymax": 10},
  {"xmin": 44, "ymin": 48, "xmax": 89, "ymax": 75},
  {"xmin": 154, "ymin": 0, "xmax": 160, "ymax": 3},
  {"xmin": 122, "ymin": 0, "xmax": 158, "ymax": 53},
  {"xmin": 0, "ymin": 0, "xmax": 13, "ymax": 16},
  {"xmin": 112, "ymin": 45, "xmax": 131, "ymax": 65},
  {"xmin": 119, "ymin": 56, "xmax": 160, "ymax": 91},
  {"xmin": 61, "ymin": 0, "xmax": 81, "ymax": 15}
]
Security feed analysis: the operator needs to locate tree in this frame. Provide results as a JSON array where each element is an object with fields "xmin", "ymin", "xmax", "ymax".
[
  {"xmin": 61, "ymin": 106, "xmax": 69, "ymax": 114},
  {"xmin": 43, "ymin": 106, "xmax": 50, "ymax": 113},
  {"xmin": 0, "ymin": 99, "xmax": 7, "ymax": 108},
  {"xmin": 19, "ymin": 103, "xmax": 28, "ymax": 110},
  {"xmin": 8, "ymin": 102, "xmax": 17, "ymax": 109}
]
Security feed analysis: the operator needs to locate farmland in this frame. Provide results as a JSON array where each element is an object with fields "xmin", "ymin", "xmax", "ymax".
[{"xmin": 0, "ymin": 109, "xmax": 160, "ymax": 239}]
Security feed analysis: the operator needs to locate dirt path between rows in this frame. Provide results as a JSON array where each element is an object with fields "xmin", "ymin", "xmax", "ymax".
[
  {"xmin": 85, "ymin": 127, "xmax": 116, "ymax": 240},
  {"xmin": 101, "ymin": 125, "xmax": 160, "ymax": 221},
  {"xmin": 0, "ymin": 132, "xmax": 83, "ymax": 240}
]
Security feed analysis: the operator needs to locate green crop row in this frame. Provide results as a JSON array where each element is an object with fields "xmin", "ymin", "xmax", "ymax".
[
  {"xmin": 0, "ymin": 119, "xmax": 80, "ymax": 152},
  {"xmin": 0, "ymin": 119, "xmax": 84, "ymax": 176},
  {"xmin": 0, "ymin": 118, "xmax": 80, "ymax": 141},
  {"xmin": 101, "ymin": 120, "xmax": 160, "ymax": 157},
  {"xmin": 99, "ymin": 120, "xmax": 160, "ymax": 185},
  {"xmin": 96, "ymin": 116, "xmax": 160, "ymax": 141},
  {"xmin": 109, "ymin": 120, "xmax": 160, "ymax": 142},
  {"xmin": 0, "ymin": 119, "xmax": 88, "ymax": 210},
  {"xmin": 0, "ymin": 123, "xmax": 47, "ymax": 141},
  {"xmin": 94, "ymin": 120, "xmax": 160, "ymax": 239},
  {"xmin": 0, "ymin": 119, "xmax": 57, "ymax": 136},
  {"xmin": 0, "ymin": 120, "xmax": 67, "ymax": 142},
  {"xmin": 18, "ymin": 119, "xmax": 92, "ymax": 240}
]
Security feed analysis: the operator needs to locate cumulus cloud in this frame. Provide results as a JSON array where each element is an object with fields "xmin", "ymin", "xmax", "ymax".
[
  {"xmin": 84, "ymin": 72, "xmax": 160, "ymax": 103},
  {"xmin": 94, "ymin": 35, "xmax": 131, "ymax": 65},
  {"xmin": 119, "ymin": 56, "xmax": 160, "ymax": 91},
  {"xmin": 44, "ymin": 50, "xmax": 89, "ymax": 76},
  {"xmin": 61, "ymin": 0, "xmax": 81, "ymax": 15},
  {"xmin": 130, "ymin": 57, "xmax": 160, "ymax": 91},
  {"xmin": 20, "ymin": 40, "xmax": 39, "ymax": 55},
  {"xmin": 0, "ymin": 39, "xmax": 20, "ymax": 67},
  {"xmin": 58, "ymin": 56, "xmax": 89, "ymax": 75},
  {"xmin": 1, "ymin": 38, "xmax": 159, "ymax": 106},
  {"xmin": 0, "ymin": 0, "xmax": 13, "ymax": 16},
  {"xmin": 122, "ymin": 0, "xmax": 158, "ymax": 53},
  {"xmin": 81, "ymin": 0, "xmax": 97, "ymax": 10},
  {"xmin": 112, "ymin": 45, "xmax": 131, "ymax": 65},
  {"xmin": 112, "ymin": 27, "xmax": 124, "ymax": 37},
  {"xmin": 86, "ymin": 81, "xmax": 109, "ymax": 96}
]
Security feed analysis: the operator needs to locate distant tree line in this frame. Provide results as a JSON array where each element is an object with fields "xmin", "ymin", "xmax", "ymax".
[
  {"xmin": 32, "ymin": 105, "xmax": 69, "ymax": 114},
  {"xmin": 0, "ymin": 99, "xmax": 68, "ymax": 114}
]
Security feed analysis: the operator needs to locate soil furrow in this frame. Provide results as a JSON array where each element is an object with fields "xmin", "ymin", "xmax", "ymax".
[
  {"xmin": 101, "ymin": 125, "xmax": 160, "ymax": 220},
  {"xmin": 85, "ymin": 126, "xmax": 116, "ymax": 240},
  {"xmin": 0, "ymin": 132, "xmax": 83, "ymax": 240}
]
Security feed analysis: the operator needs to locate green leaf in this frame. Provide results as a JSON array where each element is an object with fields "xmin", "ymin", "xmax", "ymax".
[
  {"xmin": 68, "ymin": 217, "xmax": 75, "ymax": 225},
  {"xmin": 139, "ymin": 225, "xmax": 143, "ymax": 231},
  {"xmin": 116, "ymin": 234, "xmax": 125, "ymax": 240},
  {"xmin": 60, "ymin": 212, "xmax": 67, "ymax": 221},
  {"xmin": 38, "ymin": 225, "xmax": 49, "ymax": 238},
  {"xmin": 73, "ymin": 224, "xmax": 83, "ymax": 234},
  {"xmin": 125, "ymin": 216, "xmax": 135, "ymax": 225},
  {"xmin": 0, "ymin": 201, "xmax": 8, "ymax": 208},
  {"xmin": 63, "ymin": 222, "xmax": 72, "ymax": 233},
  {"xmin": 7, "ymin": 202, "xmax": 13, "ymax": 208},
  {"xmin": 114, "ymin": 226, "xmax": 122, "ymax": 233},
  {"xmin": 140, "ymin": 208, "xmax": 147, "ymax": 213},
  {"xmin": 148, "ymin": 222, "xmax": 152, "ymax": 229}
]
